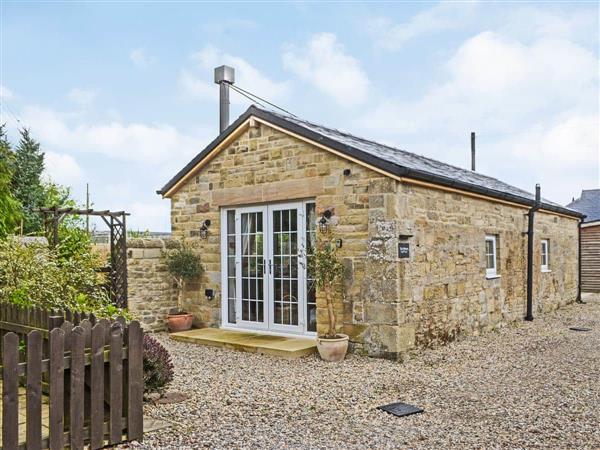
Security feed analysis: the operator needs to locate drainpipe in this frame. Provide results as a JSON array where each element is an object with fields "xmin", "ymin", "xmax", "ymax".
[
  {"xmin": 525, "ymin": 184, "xmax": 541, "ymax": 321},
  {"xmin": 576, "ymin": 219, "xmax": 586, "ymax": 304}
]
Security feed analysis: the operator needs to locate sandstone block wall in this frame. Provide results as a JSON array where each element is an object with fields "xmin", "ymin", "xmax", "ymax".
[
  {"xmin": 127, "ymin": 238, "xmax": 178, "ymax": 331},
  {"xmin": 394, "ymin": 183, "xmax": 579, "ymax": 349}
]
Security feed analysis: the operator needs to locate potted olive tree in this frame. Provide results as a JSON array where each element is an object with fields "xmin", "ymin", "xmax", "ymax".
[
  {"xmin": 309, "ymin": 232, "xmax": 348, "ymax": 362},
  {"xmin": 165, "ymin": 240, "xmax": 202, "ymax": 332}
]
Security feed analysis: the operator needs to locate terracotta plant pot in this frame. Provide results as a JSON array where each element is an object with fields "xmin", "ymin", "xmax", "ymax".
[
  {"xmin": 316, "ymin": 334, "xmax": 349, "ymax": 362},
  {"xmin": 167, "ymin": 313, "xmax": 193, "ymax": 332}
]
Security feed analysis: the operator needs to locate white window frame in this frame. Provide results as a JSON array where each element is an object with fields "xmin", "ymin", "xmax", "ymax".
[
  {"xmin": 485, "ymin": 235, "xmax": 498, "ymax": 278},
  {"xmin": 541, "ymin": 239, "xmax": 550, "ymax": 272}
]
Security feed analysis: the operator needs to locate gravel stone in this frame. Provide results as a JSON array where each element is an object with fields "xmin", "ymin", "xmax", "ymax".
[{"xmin": 125, "ymin": 295, "xmax": 600, "ymax": 449}]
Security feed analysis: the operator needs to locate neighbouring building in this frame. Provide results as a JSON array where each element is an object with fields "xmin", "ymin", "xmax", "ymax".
[
  {"xmin": 568, "ymin": 189, "xmax": 600, "ymax": 293},
  {"xmin": 149, "ymin": 104, "xmax": 583, "ymax": 359}
]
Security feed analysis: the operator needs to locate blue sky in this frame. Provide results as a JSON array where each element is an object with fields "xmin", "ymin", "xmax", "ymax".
[{"xmin": 1, "ymin": 1, "xmax": 598, "ymax": 231}]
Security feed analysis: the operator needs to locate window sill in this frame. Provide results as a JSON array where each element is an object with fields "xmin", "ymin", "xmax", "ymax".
[
  {"xmin": 541, "ymin": 269, "xmax": 552, "ymax": 273},
  {"xmin": 485, "ymin": 274, "xmax": 501, "ymax": 279}
]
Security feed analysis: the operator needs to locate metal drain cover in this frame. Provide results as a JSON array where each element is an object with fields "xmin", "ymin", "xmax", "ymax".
[
  {"xmin": 569, "ymin": 327, "xmax": 592, "ymax": 332},
  {"xmin": 377, "ymin": 402, "xmax": 424, "ymax": 417}
]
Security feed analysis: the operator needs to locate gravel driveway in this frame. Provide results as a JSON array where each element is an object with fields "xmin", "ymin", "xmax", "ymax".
[{"xmin": 130, "ymin": 295, "xmax": 600, "ymax": 449}]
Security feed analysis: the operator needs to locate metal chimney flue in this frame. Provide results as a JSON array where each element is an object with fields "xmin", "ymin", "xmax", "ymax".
[
  {"xmin": 470, "ymin": 131, "xmax": 476, "ymax": 171},
  {"xmin": 214, "ymin": 65, "xmax": 235, "ymax": 133}
]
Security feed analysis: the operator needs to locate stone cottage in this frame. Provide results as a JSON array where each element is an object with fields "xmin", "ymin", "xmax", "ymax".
[{"xmin": 155, "ymin": 105, "xmax": 583, "ymax": 358}]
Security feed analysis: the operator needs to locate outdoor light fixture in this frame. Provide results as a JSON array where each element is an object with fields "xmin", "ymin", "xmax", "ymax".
[
  {"xmin": 199, "ymin": 219, "xmax": 211, "ymax": 239},
  {"xmin": 319, "ymin": 210, "xmax": 332, "ymax": 233}
]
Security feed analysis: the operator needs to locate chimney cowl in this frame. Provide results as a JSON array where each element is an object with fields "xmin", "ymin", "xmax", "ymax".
[{"xmin": 214, "ymin": 65, "xmax": 235, "ymax": 85}]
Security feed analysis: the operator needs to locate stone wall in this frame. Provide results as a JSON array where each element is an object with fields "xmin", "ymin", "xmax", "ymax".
[
  {"xmin": 127, "ymin": 238, "xmax": 178, "ymax": 331},
  {"xmin": 389, "ymin": 184, "xmax": 579, "ymax": 350},
  {"xmin": 167, "ymin": 120, "xmax": 579, "ymax": 358}
]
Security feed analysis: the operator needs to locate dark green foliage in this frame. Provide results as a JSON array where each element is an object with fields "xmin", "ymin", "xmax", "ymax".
[
  {"xmin": 165, "ymin": 241, "xmax": 202, "ymax": 281},
  {"xmin": 0, "ymin": 238, "xmax": 126, "ymax": 319},
  {"xmin": 143, "ymin": 334, "xmax": 174, "ymax": 395},
  {"xmin": 165, "ymin": 240, "xmax": 202, "ymax": 313},
  {"xmin": 0, "ymin": 125, "xmax": 21, "ymax": 237},
  {"xmin": 12, "ymin": 128, "xmax": 45, "ymax": 233}
]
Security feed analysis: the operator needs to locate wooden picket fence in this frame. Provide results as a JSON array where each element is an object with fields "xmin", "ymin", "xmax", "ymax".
[{"xmin": 0, "ymin": 304, "xmax": 143, "ymax": 449}]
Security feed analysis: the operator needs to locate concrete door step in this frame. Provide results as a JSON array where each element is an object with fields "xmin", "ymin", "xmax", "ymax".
[{"xmin": 169, "ymin": 328, "xmax": 317, "ymax": 359}]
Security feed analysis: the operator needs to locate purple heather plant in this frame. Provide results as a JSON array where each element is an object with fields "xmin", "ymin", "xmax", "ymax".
[{"xmin": 143, "ymin": 334, "xmax": 174, "ymax": 395}]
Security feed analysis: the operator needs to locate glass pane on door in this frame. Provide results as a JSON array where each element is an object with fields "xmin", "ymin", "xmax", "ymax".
[
  {"xmin": 241, "ymin": 211, "xmax": 264, "ymax": 323},
  {"xmin": 272, "ymin": 208, "xmax": 299, "ymax": 326}
]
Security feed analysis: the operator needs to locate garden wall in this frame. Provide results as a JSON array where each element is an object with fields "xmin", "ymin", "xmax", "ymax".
[{"xmin": 127, "ymin": 238, "xmax": 178, "ymax": 331}]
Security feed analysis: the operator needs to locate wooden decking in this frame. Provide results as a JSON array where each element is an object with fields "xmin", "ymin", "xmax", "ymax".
[{"xmin": 170, "ymin": 328, "xmax": 317, "ymax": 359}]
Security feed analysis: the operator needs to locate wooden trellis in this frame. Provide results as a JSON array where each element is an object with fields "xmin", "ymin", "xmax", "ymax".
[{"xmin": 36, "ymin": 207, "xmax": 129, "ymax": 308}]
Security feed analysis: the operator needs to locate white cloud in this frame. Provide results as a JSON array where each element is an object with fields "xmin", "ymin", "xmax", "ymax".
[
  {"xmin": 43, "ymin": 151, "xmax": 85, "ymax": 186},
  {"xmin": 68, "ymin": 88, "xmax": 96, "ymax": 106},
  {"xmin": 128, "ymin": 200, "xmax": 171, "ymax": 231},
  {"xmin": 357, "ymin": 26, "xmax": 599, "ymax": 205},
  {"xmin": 130, "ymin": 48, "xmax": 156, "ymax": 68},
  {"xmin": 361, "ymin": 31, "xmax": 598, "ymax": 135},
  {"xmin": 367, "ymin": 2, "xmax": 478, "ymax": 50},
  {"xmin": 282, "ymin": 33, "xmax": 369, "ymax": 108},
  {"xmin": 180, "ymin": 45, "xmax": 290, "ymax": 105},
  {"xmin": 20, "ymin": 105, "xmax": 208, "ymax": 165},
  {"xmin": 0, "ymin": 85, "xmax": 14, "ymax": 99}
]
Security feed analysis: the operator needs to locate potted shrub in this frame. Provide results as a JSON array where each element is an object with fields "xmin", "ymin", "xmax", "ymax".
[
  {"xmin": 309, "ymin": 232, "xmax": 348, "ymax": 362},
  {"xmin": 165, "ymin": 239, "xmax": 202, "ymax": 332}
]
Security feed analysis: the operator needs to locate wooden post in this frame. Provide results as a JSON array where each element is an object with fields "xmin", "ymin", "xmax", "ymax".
[
  {"xmin": 90, "ymin": 322, "xmax": 105, "ymax": 449},
  {"xmin": 2, "ymin": 333, "xmax": 19, "ymax": 450},
  {"xmin": 109, "ymin": 323, "xmax": 123, "ymax": 444},
  {"xmin": 127, "ymin": 321, "xmax": 144, "ymax": 441},
  {"xmin": 26, "ymin": 330, "xmax": 43, "ymax": 449},
  {"xmin": 49, "ymin": 328, "xmax": 65, "ymax": 450}
]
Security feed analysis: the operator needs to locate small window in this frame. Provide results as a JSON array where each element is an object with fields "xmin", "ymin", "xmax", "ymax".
[
  {"xmin": 485, "ymin": 235, "xmax": 498, "ymax": 277},
  {"xmin": 541, "ymin": 239, "xmax": 550, "ymax": 271}
]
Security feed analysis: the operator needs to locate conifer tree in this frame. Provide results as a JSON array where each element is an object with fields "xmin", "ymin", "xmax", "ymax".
[
  {"xmin": 12, "ymin": 128, "xmax": 45, "ymax": 233},
  {"xmin": 0, "ymin": 124, "xmax": 22, "ymax": 236}
]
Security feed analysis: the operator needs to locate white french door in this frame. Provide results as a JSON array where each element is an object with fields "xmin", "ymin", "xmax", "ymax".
[{"xmin": 221, "ymin": 201, "xmax": 317, "ymax": 335}]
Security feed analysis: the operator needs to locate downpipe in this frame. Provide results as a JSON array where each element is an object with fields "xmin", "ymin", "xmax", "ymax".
[
  {"xmin": 525, "ymin": 184, "xmax": 541, "ymax": 321},
  {"xmin": 576, "ymin": 219, "xmax": 586, "ymax": 304}
]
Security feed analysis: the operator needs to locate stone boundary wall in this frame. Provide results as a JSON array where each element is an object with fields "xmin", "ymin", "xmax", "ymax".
[{"xmin": 127, "ymin": 238, "xmax": 178, "ymax": 331}]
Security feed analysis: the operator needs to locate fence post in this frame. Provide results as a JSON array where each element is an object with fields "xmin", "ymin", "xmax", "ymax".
[
  {"xmin": 26, "ymin": 330, "xmax": 43, "ymax": 449},
  {"xmin": 127, "ymin": 321, "xmax": 144, "ymax": 442},
  {"xmin": 49, "ymin": 328, "xmax": 65, "ymax": 450},
  {"xmin": 70, "ymin": 326, "xmax": 85, "ymax": 450},
  {"xmin": 90, "ymin": 322, "xmax": 105, "ymax": 450},
  {"xmin": 109, "ymin": 323, "xmax": 124, "ymax": 445}
]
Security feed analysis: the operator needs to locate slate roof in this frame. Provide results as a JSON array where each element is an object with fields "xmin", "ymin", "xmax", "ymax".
[
  {"xmin": 158, "ymin": 106, "xmax": 583, "ymax": 218},
  {"xmin": 567, "ymin": 189, "xmax": 600, "ymax": 223}
]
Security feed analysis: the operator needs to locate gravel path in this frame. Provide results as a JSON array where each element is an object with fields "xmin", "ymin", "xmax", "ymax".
[{"xmin": 128, "ymin": 295, "xmax": 600, "ymax": 449}]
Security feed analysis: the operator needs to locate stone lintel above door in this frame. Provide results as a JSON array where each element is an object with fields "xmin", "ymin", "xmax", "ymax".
[{"xmin": 212, "ymin": 178, "xmax": 324, "ymax": 207}]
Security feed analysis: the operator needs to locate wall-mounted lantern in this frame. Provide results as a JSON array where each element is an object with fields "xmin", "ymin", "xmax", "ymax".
[
  {"xmin": 199, "ymin": 219, "xmax": 211, "ymax": 239},
  {"xmin": 319, "ymin": 210, "xmax": 332, "ymax": 233},
  {"xmin": 205, "ymin": 289, "xmax": 214, "ymax": 301}
]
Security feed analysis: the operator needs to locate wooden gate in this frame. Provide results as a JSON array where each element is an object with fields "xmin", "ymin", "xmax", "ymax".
[{"xmin": 0, "ymin": 304, "xmax": 143, "ymax": 449}]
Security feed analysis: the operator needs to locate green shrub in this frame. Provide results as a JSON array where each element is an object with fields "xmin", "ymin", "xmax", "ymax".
[
  {"xmin": 164, "ymin": 240, "xmax": 202, "ymax": 313},
  {"xmin": 0, "ymin": 237, "xmax": 126, "ymax": 319}
]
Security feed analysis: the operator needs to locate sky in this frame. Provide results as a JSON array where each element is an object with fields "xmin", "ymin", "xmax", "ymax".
[{"xmin": 1, "ymin": 1, "xmax": 598, "ymax": 232}]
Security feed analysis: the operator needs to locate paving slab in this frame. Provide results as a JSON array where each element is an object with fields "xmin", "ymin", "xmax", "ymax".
[{"xmin": 169, "ymin": 328, "xmax": 317, "ymax": 359}]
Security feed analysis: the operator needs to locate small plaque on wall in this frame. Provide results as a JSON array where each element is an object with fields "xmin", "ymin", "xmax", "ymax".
[{"xmin": 398, "ymin": 243, "xmax": 410, "ymax": 259}]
